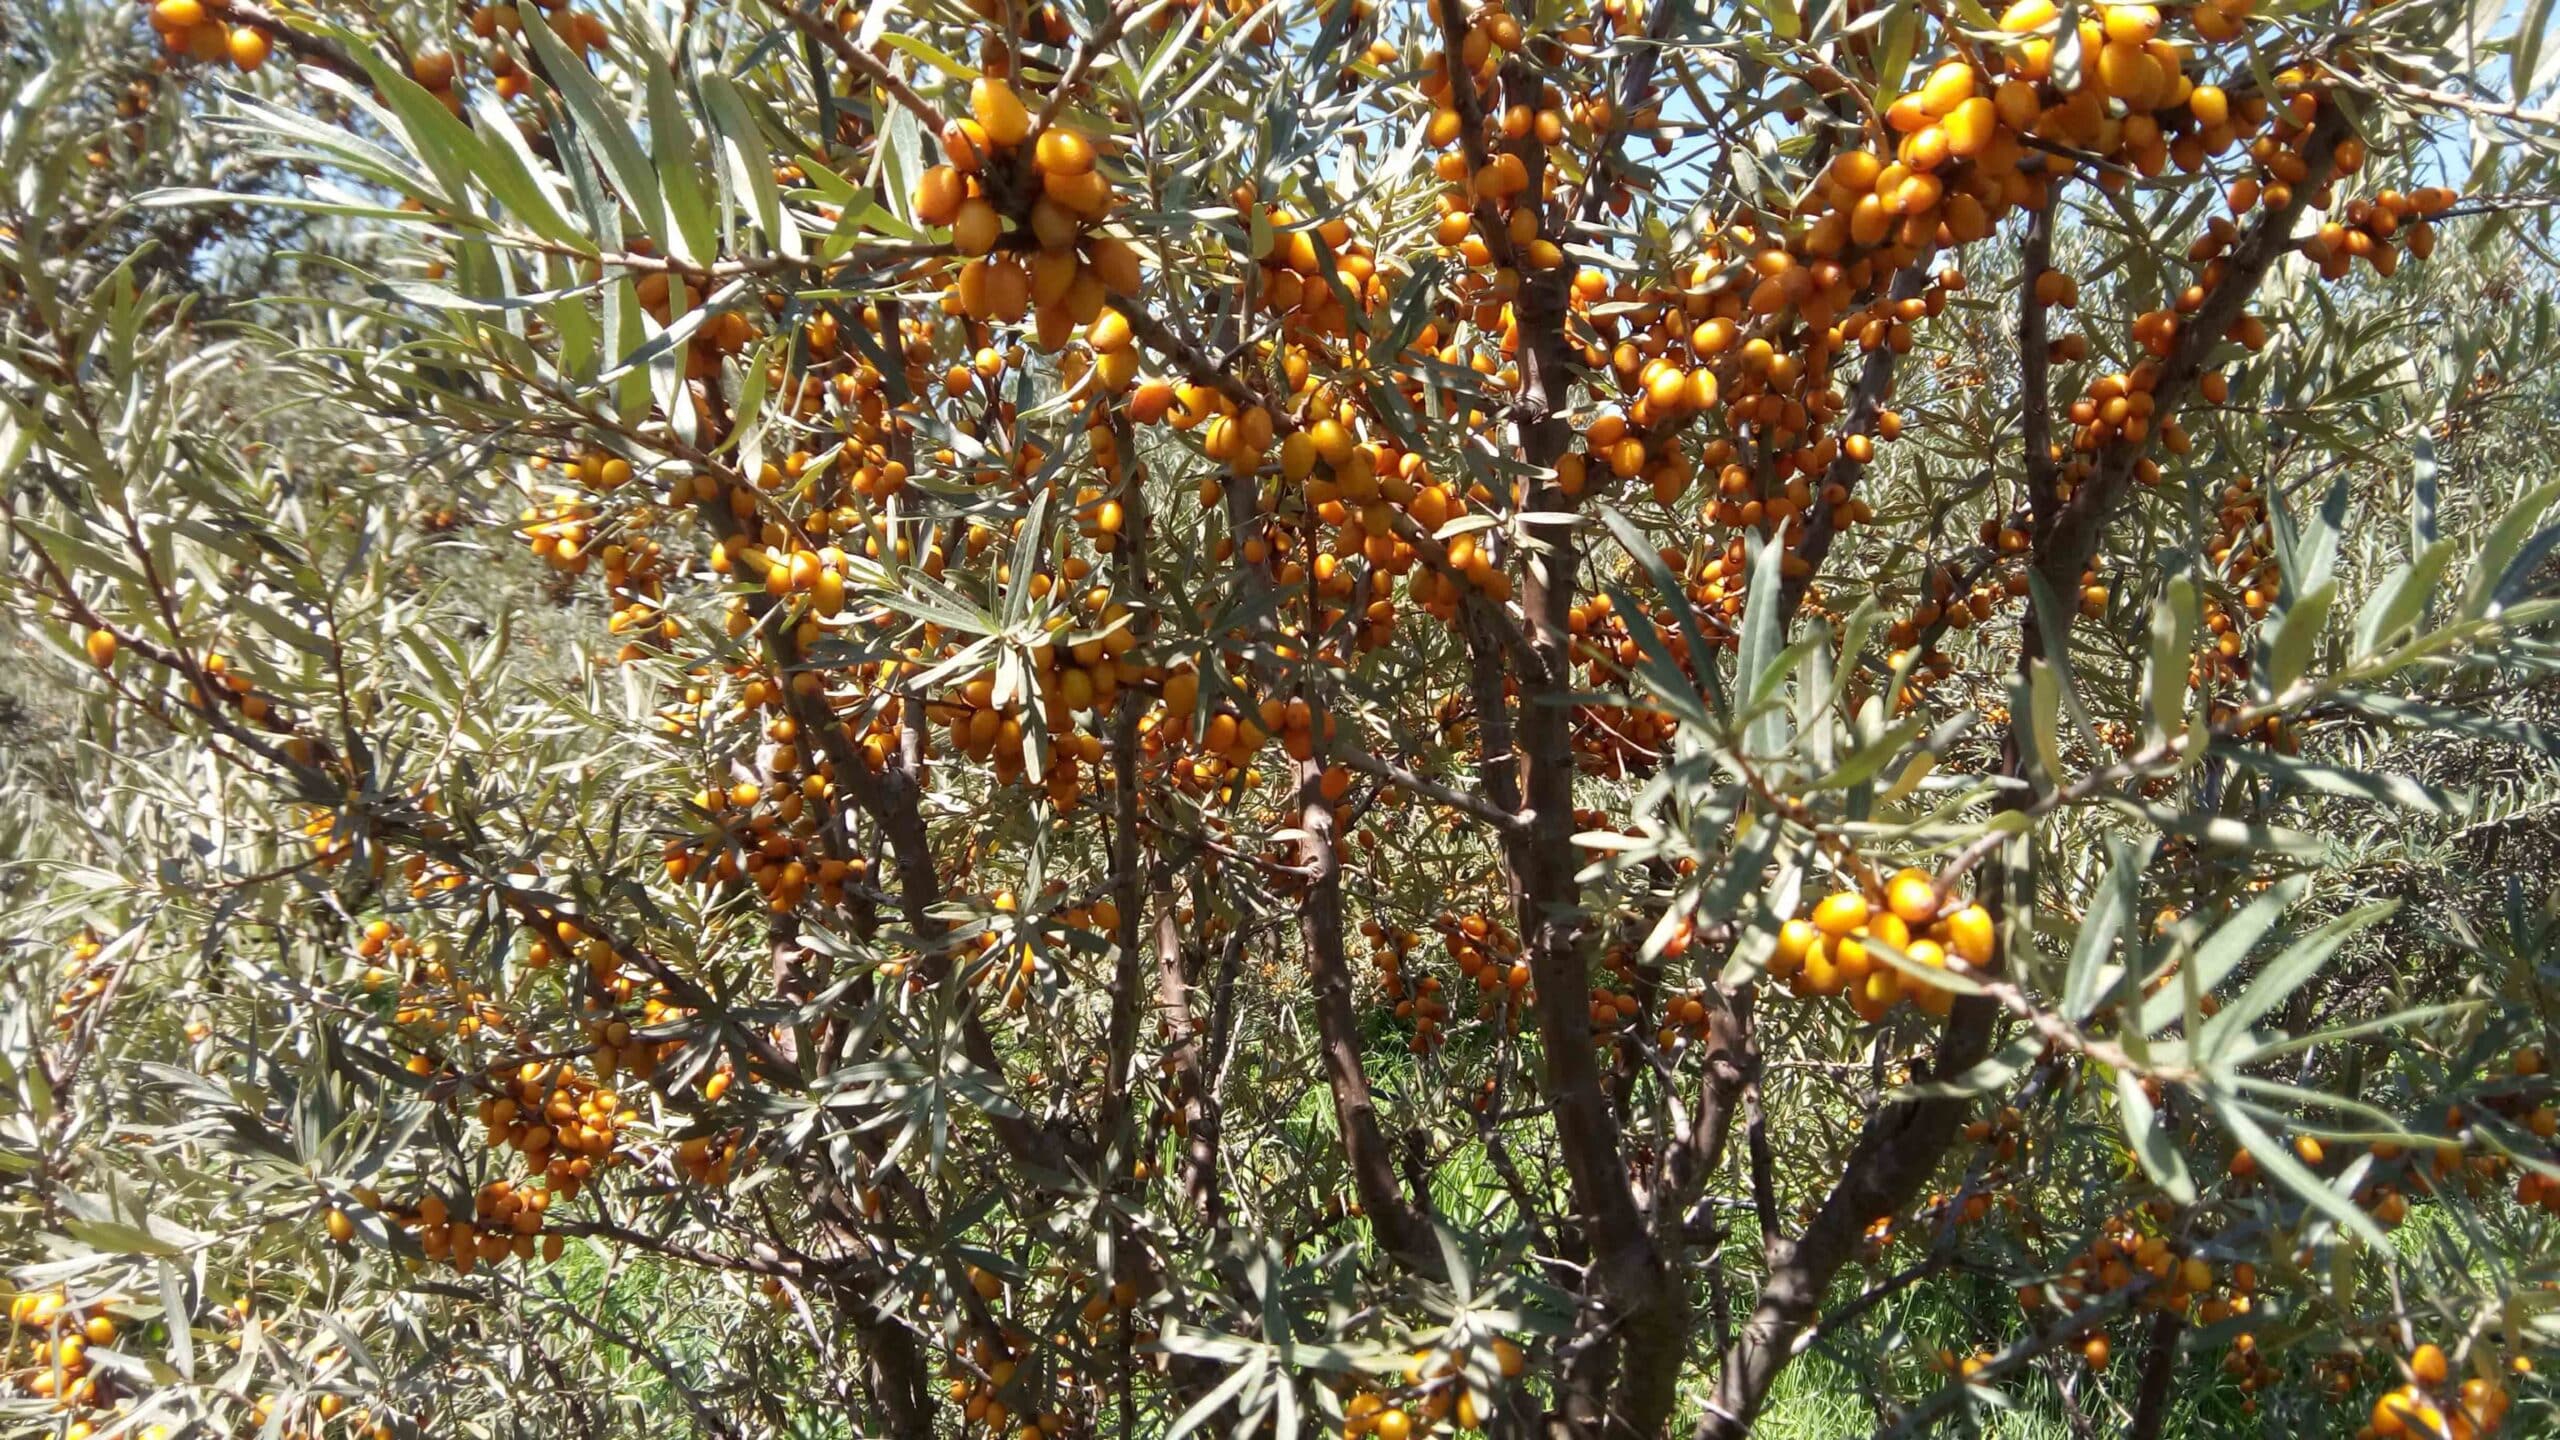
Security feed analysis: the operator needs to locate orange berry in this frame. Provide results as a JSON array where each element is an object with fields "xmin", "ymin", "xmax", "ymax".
[{"xmin": 1886, "ymin": 868, "xmax": 1939, "ymax": 925}]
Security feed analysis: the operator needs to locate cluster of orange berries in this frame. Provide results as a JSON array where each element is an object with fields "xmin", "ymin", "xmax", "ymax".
[
  {"xmin": 959, "ymin": 884, "xmax": 1121, "ymax": 1009},
  {"xmin": 2213, "ymin": 1329, "xmax": 2290, "ymax": 1411},
  {"xmin": 298, "ymin": 802, "xmax": 371, "ymax": 873},
  {"xmin": 518, "ymin": 496, "xmax": 599, "ymax": 575},
  {"xmin": 1861, "ymin": 1171, "xmax": 2018, "ymax": 1261},
  {"xmin": 591, "ymin": 523, "xmax": 675, "ymax": 661},
  {"xmin": 1919, "ymin": 1182, "xmax": 2010, "ymax": 1237},
  {"xmin": 915, "ymin": 69, "xmax": 1143, "ymax": 360},
  {"xmin": 2198, "ymin": 472, "xmax": 2277, "ymax": 675},
  {"xmin": 391, "ymin": 1176, "xmax": 561, "ymax": 1273},
  {"xmin": 1074, "ymin": 1273, "xmax": 1144, "ymax": 1331},
  {"xmin": 51, "ymin": 927, "xmax": 111, "ymax": 1030},
  {"xmin": 1264, "ymin": 405, "xmax": 1465, "ymax": 630},
  {"xmin": 357, "ymin": 921, "xmax": 503, "ymax": 1039},
  {"xmin": 2502, "ymin": 1047, "xmax": 2560, "ymax": 1215},
  {"xmin": 1247, "ymin": 204, "xmax": 1378, "ymax": 342},
  {"xmin": 2298, "ymin": 184, "xmax": 2456, "ymax": 281},
  {"xmin": 522, "ymin": 913, "xmax": 639, "ymax": 1005},
  {"xmin": 2041, "ymin": 1209, "xmax": 2239, "ymax": 1327},
  {"xmin": 1418, "ymin": 1, "xmax": 1633, "ymax": 273},
  {"xmin": 142, "ymin": 0, "xmax": 270, "ymax": 71},
  {"xmin": 219, "ymin": 1309, "xmax": 389, "ymax": 1438},
  {"xmin": 5, "ymin": 1290, "xmax": 123, "ymax": 1420},
  {"xmin": 442, "ymin": 3, "xmax": 615, "ymax": 96},
  {"xmin": 4, "ymin": 1293, "xmax": 387, "ymax": 1440},
  {"xmin": 1357, "ymin": 919, "xmax": 1446, "ymax": 1051},
  {"xmin": 2364, "ymin": 1342, "xmax": 2519, "ymax": 1439},
  {"xmin": 928, "ymin": 664, "xmax": 1095, "ymax": 801},
  {"xmin": 797, "ymin": 305, "xmax": 945, "ymax": 432},
  {"xmin": 620, "ymin": 266, "xmax": 763, "ymax": 380},
  {"xmin": 1959, "ymin": 1104, "xmax": 2029, "ymax": 1157},
  {"xmin": 1587, "ymin": 932, "xmax": 1669, "ymax": 1051},
  {"xmin": 1433, "ymin": 910, "xmax": 1524, "ymax": 1019},
  {"xmin": 1338, "ymin": 1339, "xmax": 1530, "ymax": 1439},
  {"xmin": 481, "ymin": 1055, "xmax": 628, "ymax": 1163},
  {"xmin": 666, "ymin": 776, "xmax": 871, "ymax": 913},
  {"xmin": 673, "ymin": 1130, "xmax": 749, "ymax": 1185},
  {"xmin": 1566, "ymin": 592, "xmax": 1679, "ymax": 775},
  {"xmin": 938, "ymin": 1321, "xmax": 1087, "ymax": 1439},
  {"xmin": 2236, "ymin": 1081, "xmax": 2549, "ymax": 1225},
  {"xmin": 174, "ymin": 649, "xmax": 289, "ymax": 736},
  {"xmin": 1772, "ymin": 868, "xmax": 1991, "ymax": 1020},
  {"xmin": 1145, "ymin": 668, "xmax": 1275, "ymax": 801}
]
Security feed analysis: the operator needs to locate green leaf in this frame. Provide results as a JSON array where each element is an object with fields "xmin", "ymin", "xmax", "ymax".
[
  {"xmin": 2136, "ymin": 875, "xmax": 2306, "ymax": 1035},
  {"xmin": 1873, "ymin": 0, "xmax": 1920, "ymax": 106},
  {"xmin": 2220, "ymin": 747, "xmax": 2469, "ymax": 816},
  {"xmin": 63, "ymin": 1217, "xmax": 183, "ymax": 1257},
  {"xmin": 337, "ymin": 55, "xmax": 493, "ymax": 223},
  {"xmin": 2197, "ymin": 902, "xmax": 2395, "ymax": 1060},
  {"xmin": 2353, "ymin": 538, "xmax": 2456, "ymax": 657},
  {"xmin": 464, "ymin": 87, "xmax": 590, "ymax": 249},
  {"xmin": 1736, "ymin": 531, "xmax": 1786, "ymax": 756},
  {"xmin": 2262, "ymin": 578, "xmax": 2334, "ymax": 696},
  {"xmin": 2461, "ymin": 478, "xmax": 2560, "ymax": 619},
  {"xmin": 704, "ymin": 76, "xmax": 800, "ymax": 259},
  {"xmin": 638, "ymin": 26, "xmax": 719, "ymax": 263},
  {"xmin": 2215, "ymin": 1098, "xmax": 2391, "ymax": 1249},
  {"xmin": 1807, "ymin": 714, "xmax": 1928, "ymax": 791},
  {"xmin": 2025, "ymin": 660, "xmax": 2063, "ymax": 787},
  {"xmin": 1744, "ymin": 0, "xmax": 1803, "ymax": 40},
  {"xmin": 1600, "ymin": 502, "xmax": 1724, "ymax": 721},
  {"xmin": 525, "ymin": 16, "xmax": 672, "ymax": 261},
  {"xmin": 2340, "ymin": 693, "xmax": 2560, "ymax": 757},
  {"xmin": 2116, "ymin": 1070, "xmax": 2195, "ymax": 1204},
  {"xmin": 2063, "ymin": 835, "xmax": 2154, "ymax": 1022},
  {"xmin": 2142, "ymin": 572, "xmax": 2199, "ymax": 744}
]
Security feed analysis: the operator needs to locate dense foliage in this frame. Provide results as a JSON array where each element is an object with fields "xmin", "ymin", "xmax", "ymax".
[{"xmin": 7, "ymin": 0, "xmax": 2560, "ymax": 1436}]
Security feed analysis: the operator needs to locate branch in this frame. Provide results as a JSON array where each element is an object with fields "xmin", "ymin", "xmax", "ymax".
[
  {"xmin": 2019, "ymin": 206, "xmax": 2060, "ymax": 532},
  {"xmin": 209, "ymin": 0, "xmax": 372, "ymax": 81},
  {"xmin": 1030, "ymin": 0, "xmax": 1145, "ymax": 136},
  {"xmin": 1655, "ymin": 981, "xmax": 1754, "ymax": 1224},
  {"xmin": 2125, "ymin": 1309, "xmax": 2186, "ymax": 1440},
  {"xmin": 1778, "ymin": 263, "xmax": 1932, "ymax": 616},
  {"xmin": 760, "ymin": 0, "xmax": 946, "ymax": 134},
  {"xmin": 1295, "ymin": 755, "xmax": 1446, "ymax": 1278},
  {"xmin": 1108, "ymin": 287, "xmax": 1271, "ymax": 415},
  {"xmin": 1097, "ymin": 417, "xmax": 1155, "ymax": 1165},
  {"xmin": 1326, "ymin": 742, "xmax": 1526, "ymax": 832},
  {"xmin": 1430, "ymin": 0, "xmax": 1515, "ymax": 272},
  {"xmin": 2032, "ymin": 109, "xmax": 2350, "ymax": 616}
]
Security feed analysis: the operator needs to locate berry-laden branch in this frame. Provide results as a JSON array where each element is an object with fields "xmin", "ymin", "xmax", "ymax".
[
  {"xmin": 200, "ymin": 0, "xmax": 375, "ymax": 81},
  {"xmin": 2031, "ymin": 108, "xmax": 2350, "ymax": 615},
  {"xmin": 1483, "ymin": 42, "xmax": 1688, "ymax": 1433},
  {"xmin": 1096, "ymin": 415, "xmax": 1156, "ymax": 1173},
  {"xmin": 1705, "ymin": 88, "xmax": 2352, "ymax": 1440},
  {"xmin": 1777, "ymin": 261, "xmax": 1932, "ymax": 616}
]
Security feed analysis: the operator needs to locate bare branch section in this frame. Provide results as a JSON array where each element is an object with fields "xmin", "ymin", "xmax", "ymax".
[
  {"xmin": 762, "ymin": 0, "xmax": 947, "ymax": 132},
  {"xmin": 1297, "ymin": 754, "xmax": 1446, "ymax": 1276}
]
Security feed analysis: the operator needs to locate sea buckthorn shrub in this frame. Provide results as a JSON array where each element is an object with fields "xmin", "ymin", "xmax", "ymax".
[{"xmin": 5, "ymin": 0, "xmax": 2560, "ymax": 1436}]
